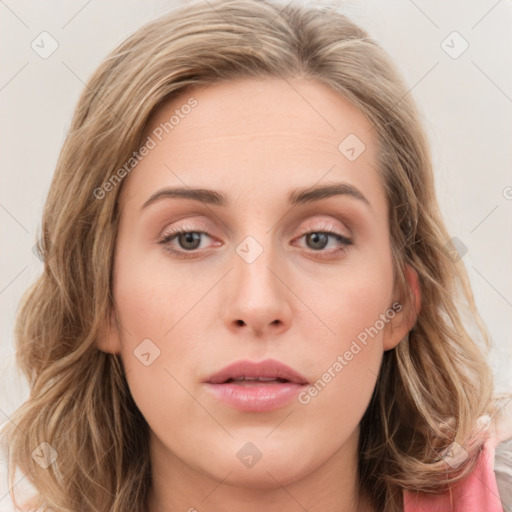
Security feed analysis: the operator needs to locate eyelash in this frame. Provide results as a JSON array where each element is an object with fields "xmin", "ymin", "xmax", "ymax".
[{"xmin": 158, "ymin": 226, "xmax": 353, "ymax": 260}]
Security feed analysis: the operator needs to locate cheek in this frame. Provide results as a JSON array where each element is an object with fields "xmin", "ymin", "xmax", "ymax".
[
  {"xmin": 294, "ymin": 250, "xmax": 394, "ymax": 415},
  {"xmin": 295, "ymin": 246, "xmax": 395, "ymax": 350},
  {"xmin": 111, "ymin": 243, "xmax": 211, "ymax": 431},
  {"xmin": 112, "ymin": 236, "xmax": 209, "ymax": 341}
]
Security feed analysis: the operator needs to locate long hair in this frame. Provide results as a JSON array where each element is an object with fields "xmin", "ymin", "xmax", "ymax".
[{"xmin": 1, "ymin": 1, "xmax": 502, "ymax": 510}]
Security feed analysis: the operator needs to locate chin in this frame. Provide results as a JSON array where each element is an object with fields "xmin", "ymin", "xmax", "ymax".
[{"xmin": 199, "ymin": 441, "xmax": 317, "ymax": 489}]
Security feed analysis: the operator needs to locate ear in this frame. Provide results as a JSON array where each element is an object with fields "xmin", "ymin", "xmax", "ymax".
[
  {"xmin": 96, "ymin": 308, "xmax": 122, "ymax": 354},
  {"xmin": 382, "ymin": 264, "xmax": 422, "ymax": 351}
]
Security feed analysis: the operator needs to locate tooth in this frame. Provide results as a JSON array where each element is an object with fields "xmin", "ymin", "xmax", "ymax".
[{"xmin": 231, "ymin": 377, "xmax": 279, "ymax": 382}]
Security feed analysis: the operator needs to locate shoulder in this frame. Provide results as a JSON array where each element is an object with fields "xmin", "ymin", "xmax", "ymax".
[
  {"xmin": 495, "ymin": 437, "xmax": 512, "ymax": 511},
  {"xmin": 404, "ymin": 405, "xmax": 512, "ymax": 512},
  {"xmin": 494, "ymin": 400, "xmax": 512, "ymax": 510}
]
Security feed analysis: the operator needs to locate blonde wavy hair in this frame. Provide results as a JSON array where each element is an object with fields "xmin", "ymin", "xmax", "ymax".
[{"xmin": 1, "ymin": 1, "xmax": 504, "ymax": 511}]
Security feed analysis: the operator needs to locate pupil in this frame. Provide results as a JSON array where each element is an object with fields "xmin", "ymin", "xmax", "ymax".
[
  {"xmin": 179, "ymin": 232, "xmax": 201, "ymax": 250},
  {"xmin": 307, "ymin": 232, "xmax": 328, "ymax": 250}
]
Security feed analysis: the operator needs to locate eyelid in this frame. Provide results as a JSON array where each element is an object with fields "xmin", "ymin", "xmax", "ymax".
[
  {"xmin": 158, "ymin": 216, "xmax": 350, "ymax": 242},
  {"xmin": 158, "ymin": 225, "xmax": 215, "ymax": 244},
  {"xmin": 296, "ymin": 217, "xmax": 352, "ymax": 239}
]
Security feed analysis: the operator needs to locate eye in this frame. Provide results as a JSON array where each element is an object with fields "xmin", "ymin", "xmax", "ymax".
[
  {"xmin": 158, "ymin": 228, "xmax": 218, "ymax": 258},
  {"xmin": 158, "ymin": 226, "xmax": 353, "ymax": 259},
  {"xmin": 293, "ymin": 229, "xmax": 353, "ymax": 257}
]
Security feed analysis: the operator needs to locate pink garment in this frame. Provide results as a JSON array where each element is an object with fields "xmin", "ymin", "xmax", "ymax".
[{"xmin": 403, "ymin": 430, "xmax": 504, "ymax": 512}]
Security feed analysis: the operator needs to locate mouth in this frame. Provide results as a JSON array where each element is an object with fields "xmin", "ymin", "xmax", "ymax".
[
  {"xmin": 204, "ymin": 358, "xmax": 309, "ymax": 385},
  {"xmin": 203, "ymin": 359, "xmax": 309, "ymax": 412},
  {"xmin": 221, "ymin": 376, "xmax": 293, "ymax": 386}
]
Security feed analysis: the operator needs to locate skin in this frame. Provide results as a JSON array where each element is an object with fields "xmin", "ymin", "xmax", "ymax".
[{"xmin": 98, "ymin": 77, "xmax": 420, "ymax": 512}]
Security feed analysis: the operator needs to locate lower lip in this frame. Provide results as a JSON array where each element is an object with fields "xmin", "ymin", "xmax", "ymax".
[{"xmin": 204, "ymin": 381, "xmax": 306, "ymax": 412}]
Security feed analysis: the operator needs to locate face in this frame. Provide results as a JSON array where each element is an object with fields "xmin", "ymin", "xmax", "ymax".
[{"xmin": 101, "ymin": 77, "xmax": 416, "ymax": 491}]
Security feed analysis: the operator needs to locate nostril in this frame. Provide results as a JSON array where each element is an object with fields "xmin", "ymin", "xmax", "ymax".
[{"xmin": 235, "ymin": 319, "xmax": 245, "ymax": 326}]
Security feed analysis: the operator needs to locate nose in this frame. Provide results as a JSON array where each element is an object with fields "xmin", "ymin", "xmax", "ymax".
[{"xmin": 222, "ymin": 239, "xmax": 292, "ymax": 337}]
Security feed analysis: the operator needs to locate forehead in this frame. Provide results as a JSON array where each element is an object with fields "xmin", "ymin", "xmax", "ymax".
[
  {"xmin": 147, "ymin": 77, "xmax": 374, "ymax": 148},
  {"xmin": 121, "ymin": 77, "xmax": 383, "ymax": 212}
]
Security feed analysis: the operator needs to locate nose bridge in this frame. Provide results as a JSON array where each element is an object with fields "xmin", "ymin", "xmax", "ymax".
[
  {"xmin": 234, "ymin": 233, "xmax": 282, "ymax": 301},
  {"xmin": 224, "ymin": 231, "xmax": 292, "ymax": 334}
]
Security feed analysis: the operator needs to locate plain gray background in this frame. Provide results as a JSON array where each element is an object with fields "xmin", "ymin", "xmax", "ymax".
[{"xmin": 1, "ymin": 0, "xmax": 511, "ymax": 507}]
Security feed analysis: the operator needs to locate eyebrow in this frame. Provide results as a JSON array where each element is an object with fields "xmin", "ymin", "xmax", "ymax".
[{"xmin": 141, "ymin": 182, "xmax": 370, "ymax": 210}]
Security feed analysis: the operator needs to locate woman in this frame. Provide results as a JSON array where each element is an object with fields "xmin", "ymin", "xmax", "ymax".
[{"xmin": 2, "ymin": 1, "xmax": 511, "ymax": 511}]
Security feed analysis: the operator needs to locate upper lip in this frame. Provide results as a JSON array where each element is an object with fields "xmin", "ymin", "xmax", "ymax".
[{"xmin": 205, "ymin": 359, "xmax": 309, "ymax": 385}]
